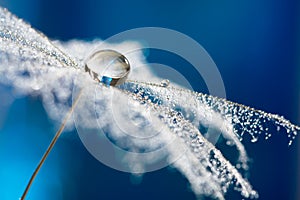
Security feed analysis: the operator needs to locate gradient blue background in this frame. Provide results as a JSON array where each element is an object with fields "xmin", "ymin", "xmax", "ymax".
[{"xmin": 0, "ymin": 0, "xmax": 299, "ymax": 199}]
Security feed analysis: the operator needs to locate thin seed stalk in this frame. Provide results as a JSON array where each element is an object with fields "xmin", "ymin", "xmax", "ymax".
[{"xmin": 20, "ymin": 91, "xmax": 82, "ymax": 200}]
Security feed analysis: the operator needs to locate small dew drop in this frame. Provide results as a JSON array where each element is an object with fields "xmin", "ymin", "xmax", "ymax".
[
  {"xmin": 251, "ymin": 137, "xmax": 258, "ymax": 143},
  {"xmin": 226, "ymin": 140, "xmax": 234, "ymax": 146},
  {"xmin": 159, "ymin": 79, "xmax": 170, "ymax": 87},
  {"xmin": 293, "ymin": 130, "xmax": 297, "ymax": 136},
  {"xmin": 277, "ymin": 126, "xmax": 281, "ymax": 131}
]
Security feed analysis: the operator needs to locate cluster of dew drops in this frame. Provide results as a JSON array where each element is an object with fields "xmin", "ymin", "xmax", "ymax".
[{"xmin": 124, "ymin": 78, "xmax": 299, "ymax": 147}]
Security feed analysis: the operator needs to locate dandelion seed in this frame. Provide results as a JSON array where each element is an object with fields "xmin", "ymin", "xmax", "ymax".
[{"xmin": 0, "ymin": 6, "xmax": 298, "ymax": 200}]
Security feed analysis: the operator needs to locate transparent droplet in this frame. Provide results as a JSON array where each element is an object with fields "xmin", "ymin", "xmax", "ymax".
[
  {"xmin": 85, "ymin": 49, "xmax": 130, "ymax": 86},
  {"xmin": 251, "ymin": 137, "xmax": 258, "ymax": 143},
  {"xmin": 159, "ymin": 79, "xmax": 170, "ymax": 87}
]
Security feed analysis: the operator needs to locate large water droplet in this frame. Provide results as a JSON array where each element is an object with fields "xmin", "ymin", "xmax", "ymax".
[{"xmin": 85, "ymin": 50, "xmax": 130, "ymax": 86}]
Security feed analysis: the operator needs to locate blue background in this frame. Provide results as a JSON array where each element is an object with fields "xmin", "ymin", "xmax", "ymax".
[{"xmin": 0, "ymin": 0, "xmax": 299, "ymax": 199}]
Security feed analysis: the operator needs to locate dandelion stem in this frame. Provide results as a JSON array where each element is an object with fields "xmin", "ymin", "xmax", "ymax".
[{"xmin": 20, "ymin": 91, "xmax": 82, "ymax": 200}]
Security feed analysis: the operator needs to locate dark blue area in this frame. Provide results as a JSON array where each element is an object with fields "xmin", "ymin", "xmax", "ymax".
[{"xmin": 0, "ymin": 0, "xmax": 299, "ymax": 199}]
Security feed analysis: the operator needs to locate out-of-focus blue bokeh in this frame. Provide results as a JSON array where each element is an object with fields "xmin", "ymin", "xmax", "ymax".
[{"xmin": 0, "ymin": 0, "xmax": 299, "ymax": 199}]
